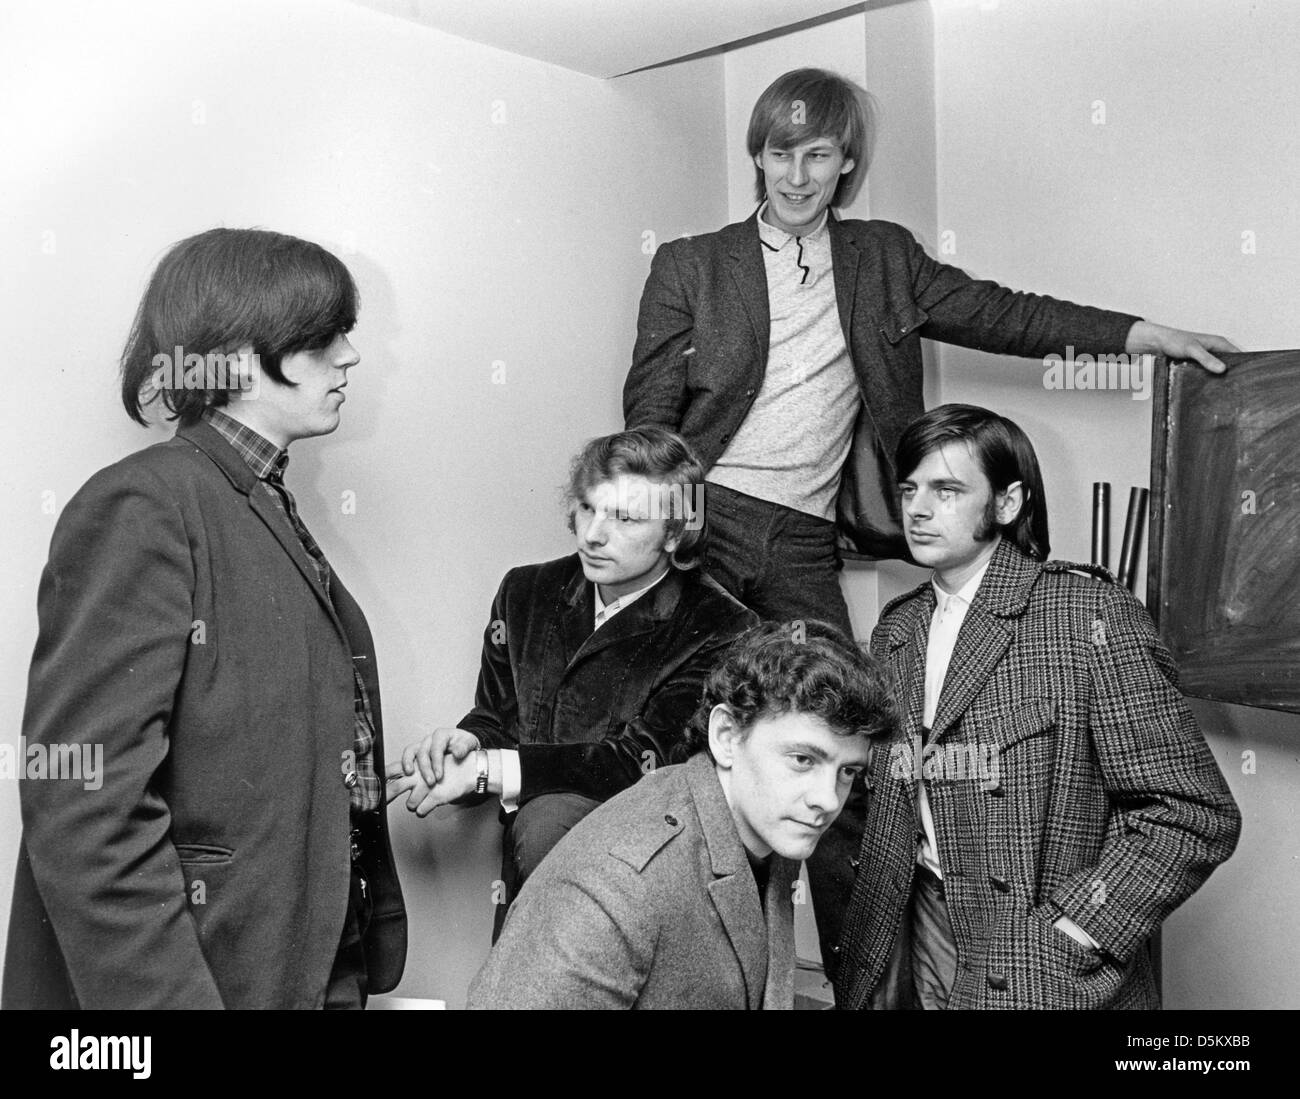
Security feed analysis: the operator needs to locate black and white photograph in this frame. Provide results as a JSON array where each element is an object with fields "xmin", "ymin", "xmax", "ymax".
[{"xmin": 0, "ymin": 0, "xmax": 1292, "ymax": 1074}]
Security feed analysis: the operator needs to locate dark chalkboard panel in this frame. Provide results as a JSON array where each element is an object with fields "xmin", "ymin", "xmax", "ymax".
[{"xmin": 1149, "ymin": 351, "xmax": 1300, "ymax": 714}]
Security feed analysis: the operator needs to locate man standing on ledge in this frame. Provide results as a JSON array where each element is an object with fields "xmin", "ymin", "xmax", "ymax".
[{"xmin": 623, "ymin": 67, "xmax": 1238, "ymax": 964}]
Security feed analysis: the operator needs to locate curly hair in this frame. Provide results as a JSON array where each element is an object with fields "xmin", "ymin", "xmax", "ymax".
[{"xmin": 673, "ymin": 620, "xmax": 897, "ymax": 762}]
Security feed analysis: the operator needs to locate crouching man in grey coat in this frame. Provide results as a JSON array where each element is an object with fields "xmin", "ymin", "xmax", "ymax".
[{"xmin": 467, "ymin": 620, "xmax": 895, "ymax": 1009}]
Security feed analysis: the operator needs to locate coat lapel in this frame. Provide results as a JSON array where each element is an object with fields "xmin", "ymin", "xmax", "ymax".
[
  {"xmin": 555, "ymin": 565, "xmax": 594, "ymax": 669},
  {"xmin": 245, "ymin": 491, "xmax": 345, "ymax": 628},
  {"xmin": 177, "ymin": 421, "xmax": 346, "ymax": 638},
  {"xmin": 685, "ymin": 755, "xmax": 769, "ymax": 1009},
  {"xmin": 884, "ymin": 590, "xmax": 933, "ymax": 809},
  {"xmin": 928, "ymin": 540, "xmax": 1040, "ymax": 743},
  {"xmin": 727, "ymin": 215, "xmax": 771, "ymax": 367},
  {"xmin": 565, "ymin": 569, "xmax": 683, "ymax": 672},
  {"xmin": 762, "ymin": 857, "xmax": 797, "ymax": 1009},
  {"xmin": 926, "ymin": 607, "xmax": 1013, "ymax": 744},
  {"xmin": 828, "ymin": 212, "xmax": 864, "ymax": 348}
]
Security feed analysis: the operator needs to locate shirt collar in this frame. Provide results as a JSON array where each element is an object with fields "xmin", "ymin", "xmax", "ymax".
[
  {"xmin": 756, "ymin": 200, "xmax": 830, "ymax": 249},
  {"xmin": 202, "ymin": 407, "xmax": 288, "ymax": 483},
  {"xmin": 593, "ymin": 566, "xmax": 671, "ymax": 622},
  {"xmin": 931, "ymin": 557, "xmax": 992, "ymax": 612}
]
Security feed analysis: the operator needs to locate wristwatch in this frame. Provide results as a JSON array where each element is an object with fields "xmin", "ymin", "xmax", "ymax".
[{"xmin": 474, "ymin": 749, "xmax": 489, "ymax": 795}]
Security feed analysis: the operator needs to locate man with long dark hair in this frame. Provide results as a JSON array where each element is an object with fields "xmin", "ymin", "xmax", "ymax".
[
  {"xmin": 3, "ymin": 228, "xmax": 406, "ymax": 1008},
  {"xmin": 831, "ymin": 404, "xmax": 1240, "ymax": 1009}
]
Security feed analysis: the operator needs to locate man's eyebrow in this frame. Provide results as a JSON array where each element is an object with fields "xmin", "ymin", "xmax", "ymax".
[
  {"xmin": 900, "ymin": 476, "xmax": 969, "ymax": 490},
  {"xmin": 785, "ymin": 741, "xmax": 832, "ymax": 761}
]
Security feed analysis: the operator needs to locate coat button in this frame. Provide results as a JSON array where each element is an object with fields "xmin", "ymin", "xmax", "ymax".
[
  {"xmin": 830, "ymin": 944, "xmax": 841, "ymax": 955},
  {"xmin": 719, "ymin": 434, "xmax": 730, "ymax": 444},
  {"xmin": 989, "ymin": 874, "xmax": 1010, "ymax": 893},
  {"xmin": 988, "ymin": 973, "xmax": 1008, "ymax": 990},
  {"xmin": 745, "ymin": 388, "xmax": 755, "ymax": 397},
  {"xmin": 849, "ymin": 856, "xmax": 861, "ymax": 870},
  {"xmin": 664, "ymin": 814, "xmax": 678, "ymax": 827},
  {"xmin": 343, "ymin": 771, "xmax": 359, "ymax": 789},
  {"xmin": 987, "ymin": 781, "xmax": 1005, "ymax": 797}
]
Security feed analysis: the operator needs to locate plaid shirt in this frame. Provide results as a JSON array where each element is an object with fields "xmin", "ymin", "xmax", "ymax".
[{"xmin": 202, "ymin": 408, "xmax": 381, "ymax": 812}]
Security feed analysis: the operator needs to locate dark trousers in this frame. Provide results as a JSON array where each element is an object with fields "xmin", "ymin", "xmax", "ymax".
[
  {"xmin": 866, "ymin": 864, "xmax": 958, "ymax": 1010},
  {"xmin": 704, "ymin": 483, "xmax": 862, "ymax": 972},
  {"xmin": 702, "ymin": 482, "xmax": 855, "ymax": 640},
  {"xmin": 909, "ymin": 865, "xmax": 957, "ymax": 1009},
  {"xmin": 324, "ymin": 863, "xmax": 373, "ymax": 1010},
  {"xmin": 493, "ymin": 791, "xmax": 602, "ymax": 941}
]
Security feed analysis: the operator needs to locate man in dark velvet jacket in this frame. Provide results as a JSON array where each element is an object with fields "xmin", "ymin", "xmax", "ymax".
[{"xmin": 387, "ymin": 427, "xmax": 756, "ymax": 934}]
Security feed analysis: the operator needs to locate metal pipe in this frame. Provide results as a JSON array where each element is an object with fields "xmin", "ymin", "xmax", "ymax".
[
  {"xmin": 1091, "ymin": 482, "xmax": 1111, "ymax": 569},
  {"xmin": 1116, "ymin": 486, "xmax": 1149, "ymax": 593}
]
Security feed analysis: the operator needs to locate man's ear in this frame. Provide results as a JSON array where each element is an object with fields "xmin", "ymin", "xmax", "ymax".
[
  {"xmin": 707, "ymin": 705, "xmax": 742, "ymax": 769},
  {"xmin": 232, "ymin": 342, "xmax": 263, "ymax": 401},
  {"xmin": 840, "ymin": 156, "xmax": 856, "ymax": 176},
  {"xmin": 996, "ymin": 480, "xmax": 1025, "ymax": 526}
]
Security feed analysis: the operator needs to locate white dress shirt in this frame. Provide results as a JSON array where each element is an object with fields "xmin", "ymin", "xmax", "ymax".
[{"xmin": 916, "ymin": 562, "xmax": 989, "ymax": 878}]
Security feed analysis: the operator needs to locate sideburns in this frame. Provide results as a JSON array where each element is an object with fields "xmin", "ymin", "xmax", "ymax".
[{"xmin": 973, "ymin": 491, "xmax": 1001, "ymax": 543}]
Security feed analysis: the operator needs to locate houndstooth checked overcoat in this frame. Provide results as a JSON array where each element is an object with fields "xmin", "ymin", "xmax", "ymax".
[{"xmin": 833, "ymin": 539, "xmax": 1241, "ymax": 1009}]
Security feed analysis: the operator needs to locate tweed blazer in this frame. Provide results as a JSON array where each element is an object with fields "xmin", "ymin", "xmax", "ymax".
[
  {"xmin": 2, "ymin": 420, "xmax": 406, "ymax": 1009},
  {"xmin": 457, "ymin": 555, "xmax": 756, "ymax": 804},
  {"xmin": 467, "ymin": 752, "xmax": 798, "ymax": 1009},
  {"xmin": 625, "ymin": 212, "xmax": 1139, "ymax": 558},
  {"xmin": 833, "ymin": 540, "xmax": 1240, "ymax": 1010}
]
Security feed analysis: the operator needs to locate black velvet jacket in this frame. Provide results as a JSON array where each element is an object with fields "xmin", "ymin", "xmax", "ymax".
[{"xmin": 458, "ymin": 554, "xmax": 757, "ymax": 805}]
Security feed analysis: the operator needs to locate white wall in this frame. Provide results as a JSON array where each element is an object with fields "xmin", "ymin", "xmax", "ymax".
[
  {"xmin": 0, "ymin": 0, "xmax": 726, "ymax": 1008},
  {"xmin": 3, "ymin": 0, "xmax": 1290, "ymax": 1012},
  {"xmin": 929, "ymin": 0, "xmax": 1300, "ymax": 1008}
]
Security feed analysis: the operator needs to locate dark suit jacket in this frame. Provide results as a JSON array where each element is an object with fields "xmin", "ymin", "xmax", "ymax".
[
  {"xmin": 625, "ymin": 212, "xmax": 1139, "ymax": 558},
  {"xmin": 458, "ymin": 555, "xmax": 757, "ymax": 803},
  {"xmin": 2, "ymin": 420, "xmax": 406, "ymax": 1009},
  {"xmin": 833, "ymin": 540, "xmax": 1240, "ymax": 1009},
  {"xmin": 467, "ymin": 752, "xmax": 797, "ymax": 1009}
]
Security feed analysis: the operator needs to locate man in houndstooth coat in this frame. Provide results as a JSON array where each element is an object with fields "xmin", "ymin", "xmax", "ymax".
[{"xmin": 830, "ymin": 404, "xmax": 1241, "ymax": 1010}]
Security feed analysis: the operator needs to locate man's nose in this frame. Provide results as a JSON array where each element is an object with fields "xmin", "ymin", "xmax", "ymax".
[
  {"xmin": 805, "ymin": 766, "xmax": 840, "ymax": 817},
  {"xmin": 335, "ymin": 335, "xmax": 360, "ymax": 369},
  {"xmin": 905, "ymin": 491, "xmax": 931, "ymax": 518},
  {"xmin": 585, "ymin": 512, "xmax": 609, "ymax": 543},
  {"xmin": 788, "ymin": 156, "xmax": 809, "ymax": 186}
]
